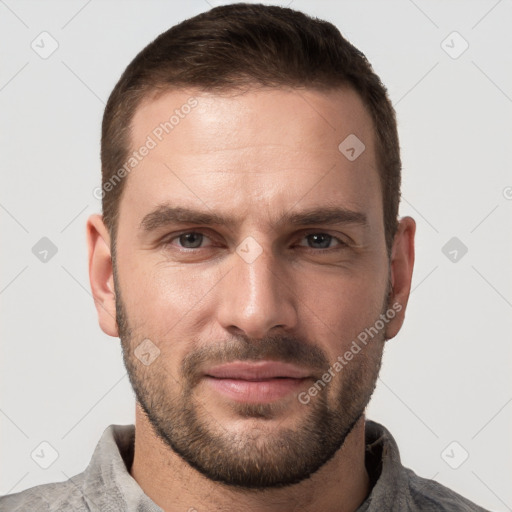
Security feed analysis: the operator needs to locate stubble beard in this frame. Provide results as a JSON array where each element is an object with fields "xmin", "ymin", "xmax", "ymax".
[{"xmin": 113, "ymin": 262, "xmax": 387, "ymax": 489}]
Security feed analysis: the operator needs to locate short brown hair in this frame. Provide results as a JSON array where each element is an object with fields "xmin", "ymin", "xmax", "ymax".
[{"xmin": 101, "ymin": 2, "xmax": 401, "ymax": 258}]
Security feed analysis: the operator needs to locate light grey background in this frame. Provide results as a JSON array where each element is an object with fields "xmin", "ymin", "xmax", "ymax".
[{"xmin": 1, "ymin": 0, "xmax": 511, "ymax": 510}]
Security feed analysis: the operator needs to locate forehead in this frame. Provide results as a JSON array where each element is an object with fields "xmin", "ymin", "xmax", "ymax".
[
  {"xmin": 120, "ymin": 86, "xmax": 381, "ymax": 231},
  {"xmin": 132, "ymin": 85, "xmax": 375, "ymax": 157}
]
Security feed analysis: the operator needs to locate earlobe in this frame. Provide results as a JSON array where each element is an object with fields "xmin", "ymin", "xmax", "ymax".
[
  {"xmin": 86, "ymin": 214, "xmax": 119, "ymax": 338},
  {"xmin": 385, "ymin": 216, "xmax": 416, "ymax": 340}
]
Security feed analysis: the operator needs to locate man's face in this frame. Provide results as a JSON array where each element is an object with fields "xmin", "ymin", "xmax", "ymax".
[{"xmin": 113, "ymin": 87, "xmax": 392, "ymax": 488}]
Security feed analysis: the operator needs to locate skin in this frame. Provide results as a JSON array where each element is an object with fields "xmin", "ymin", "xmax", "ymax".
[{"xmin": 87, "ymin": 86, "xmax": 415, "ymax": 512}]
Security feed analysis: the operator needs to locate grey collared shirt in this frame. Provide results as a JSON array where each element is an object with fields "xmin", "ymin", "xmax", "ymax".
[{"xmin": 0, "ymin": 420, "xmax": 489, "ymax": 511}]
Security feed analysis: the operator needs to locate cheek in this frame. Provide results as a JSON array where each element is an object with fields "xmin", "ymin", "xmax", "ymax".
[
  {"xmin": 121, "ymin": 260, "xmax": 226, "ymax": 340},
  {"xmin": 294, "ymin": 267, "xmax": 388, "ymax": 351}
]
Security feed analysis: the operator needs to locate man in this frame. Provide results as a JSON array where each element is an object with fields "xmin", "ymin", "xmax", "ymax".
[{"xmin": 1, "ymin": 3, "xmax": 489, "ymax": 511}]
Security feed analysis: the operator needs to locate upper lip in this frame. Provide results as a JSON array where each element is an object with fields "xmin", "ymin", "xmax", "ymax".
[{"xmin": 205, "ymin": 361, "xmax": 311, "ymax": 380}]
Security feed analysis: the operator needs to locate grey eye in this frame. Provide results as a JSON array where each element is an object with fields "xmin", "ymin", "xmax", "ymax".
[
  {"xmin": 305, "ymin": 233, "xmax": 333, "ymax": 249},
  {"xmin": 178, "ymin": 232, "xmax": 204, "ymax": 248}
]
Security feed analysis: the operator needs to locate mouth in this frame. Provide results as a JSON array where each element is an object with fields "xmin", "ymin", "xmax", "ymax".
[{"xmin": 203, "ymin": 361, "xmax": 312, "ymax": 403}]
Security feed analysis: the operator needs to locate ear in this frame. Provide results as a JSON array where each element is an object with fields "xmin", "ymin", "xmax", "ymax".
[
  {"xmin": 385, "ymin": 216, "xmax": 416, "ymax": 340},
  {"xmin": 86, "ymin": 214, "xmax": 118, "ymax": 337}
]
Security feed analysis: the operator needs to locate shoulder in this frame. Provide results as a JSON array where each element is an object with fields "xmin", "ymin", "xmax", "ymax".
[
  {"xmin": 402, "ymin": 467, "xmax": 490, "ymax": 512},
  {"xmin": 363, "ymin": 420, "xmax": 490, "ymax": 512},
  {"xmin": 0, "ymin": 424, "xmax": 136, "ymax": 512},
  {"xmin": 0, "ymin": 476, "xmax": 90, "ymax": 512}
]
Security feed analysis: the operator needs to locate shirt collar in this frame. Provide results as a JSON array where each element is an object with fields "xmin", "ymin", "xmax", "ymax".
[{"xmin": 81, "ymin": 420, "xmax": 405, "ymax": 511}]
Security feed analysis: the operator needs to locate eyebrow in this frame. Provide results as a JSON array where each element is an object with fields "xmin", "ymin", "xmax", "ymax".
[{"xmin": 139, "ymin": 203, "xmax": 368, "ymax": 236}]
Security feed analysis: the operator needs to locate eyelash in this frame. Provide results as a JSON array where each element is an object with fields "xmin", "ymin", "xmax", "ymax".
[{"xmin": 161, "ymin": 230, "xmax": 348, "ymax": 252}]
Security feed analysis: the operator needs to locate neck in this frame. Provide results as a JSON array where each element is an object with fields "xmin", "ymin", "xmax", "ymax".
[{"xmin": 130, "ymin": 403, "xmax": 370, "ymax": 512}]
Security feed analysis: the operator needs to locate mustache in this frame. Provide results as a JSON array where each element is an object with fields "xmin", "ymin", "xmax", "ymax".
[{"xmin": 181, "ymin": 333, "xmax": 329, "ymax": 386}]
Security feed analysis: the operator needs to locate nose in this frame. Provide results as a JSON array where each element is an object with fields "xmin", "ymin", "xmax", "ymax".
[{"xmin": 216, "ymin": 242, "xmax": 298, "ymax": 339}]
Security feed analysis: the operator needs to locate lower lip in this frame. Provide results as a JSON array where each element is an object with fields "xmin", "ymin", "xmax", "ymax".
[{"xmin": 204, "ymin": 376, "xmax": 308, "ymax": 403}]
